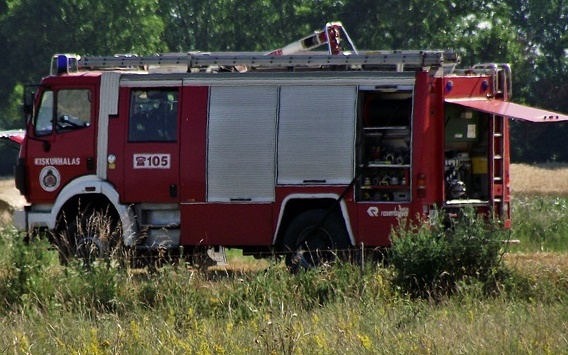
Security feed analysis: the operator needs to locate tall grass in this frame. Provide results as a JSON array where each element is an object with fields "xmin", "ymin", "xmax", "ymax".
[
  {"xmin": 2, "ymin": 195, "xmax": 568, "ymax": 353},
  {"xmin": 511, "ymin": 194, "xmax": 568, "ymax": 252},
  {"xmin": 2, "ymin": 254, "xmax": 568, "ymax": 353}
]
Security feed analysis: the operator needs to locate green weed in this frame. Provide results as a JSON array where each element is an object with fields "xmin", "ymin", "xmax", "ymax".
[{"xmin": 511, "ymin": 195, "xmax": 568, "ymax": 252}]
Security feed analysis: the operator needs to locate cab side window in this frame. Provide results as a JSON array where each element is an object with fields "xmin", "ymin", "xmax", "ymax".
[
  {"xmin": 34, "ymin": 89, "xmax": 91, "ymax": 136},
  {"xmin": 128, "ymin": 89, "xmax": 178, "ymax": 142}
]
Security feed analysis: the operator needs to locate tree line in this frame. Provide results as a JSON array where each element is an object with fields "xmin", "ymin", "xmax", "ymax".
[{"xmin": 1, "ymin": 0, "xmax": 567, "ymax": 162}]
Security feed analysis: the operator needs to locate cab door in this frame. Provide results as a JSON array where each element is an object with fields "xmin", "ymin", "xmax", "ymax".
[
  {"xmin": 26, "ymin": 78, "xmax": 98, "ymax": 203},
  {"xmin": 120, "ymin": 85, "xmax": 181, "ymax": 203}
]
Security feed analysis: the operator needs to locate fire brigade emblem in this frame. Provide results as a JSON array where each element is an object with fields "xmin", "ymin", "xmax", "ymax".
[{"xmin": 39, "ymin": 166, "xmax": 61, "ymax": 192}]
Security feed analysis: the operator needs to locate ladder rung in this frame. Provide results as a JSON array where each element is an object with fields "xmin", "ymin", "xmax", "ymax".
[{"xmin": 494, "ymin": 155, "xmax": 502, "ymax": 160}]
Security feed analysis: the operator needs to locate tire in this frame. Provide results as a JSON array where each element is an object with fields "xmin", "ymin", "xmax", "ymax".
[
  {"xmin": 56, "ymin": 209, "xmax": 122, "ymax": 266},
  {"xmin": 282, "ymin": 209, "xmax": 350, "ymax": 273}
]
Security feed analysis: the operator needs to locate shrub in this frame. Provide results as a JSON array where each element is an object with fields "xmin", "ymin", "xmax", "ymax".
[
  {"xmin": 0, "ymin": 229, "xmax": 55, "ymax": 311},
  {"xmin": 388, "ymin": 208, "xmax": 510, "ymax": 299}
]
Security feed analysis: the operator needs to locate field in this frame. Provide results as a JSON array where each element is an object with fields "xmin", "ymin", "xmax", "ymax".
[
  {"xmin": 1, "ymin": 165, "xmax": 568, "ymax": 354},
  {"xmin": 510, "ymin": 162, "xmax": 568, "ymax": 196}
]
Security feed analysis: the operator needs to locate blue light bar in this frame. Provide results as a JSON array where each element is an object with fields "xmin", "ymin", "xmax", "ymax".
[{"xmin": 50, "ymin": 54, "xmax": 79, "ymax": 75}]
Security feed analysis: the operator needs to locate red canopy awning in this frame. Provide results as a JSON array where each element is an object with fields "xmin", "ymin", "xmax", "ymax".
[{"xmin": 445, "ymin": 98, "xmax": 568, "ymax": 123}]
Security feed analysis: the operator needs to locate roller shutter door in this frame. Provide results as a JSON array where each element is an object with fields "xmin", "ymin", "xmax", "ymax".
[
  {"xmin": 207, "ymin": 86, "xmax": 278, "ymax": 202},
  {"xmin": 277, "ymin": 86, "xmax": 357, "ymax": 184}
]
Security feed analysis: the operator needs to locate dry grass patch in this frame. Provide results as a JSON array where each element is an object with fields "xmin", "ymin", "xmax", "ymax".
[
  {"xmin": 208, "ymin": 257, "xmax": 271, "ymax": 275},
  {"xmin": 0, "ymin": 200, "xmax": 12, "ymax": 226},
  {"xmin": 505, "ymin": 252, "xmax": 568, "ymax": 276},
  {"xmin": 510, "ymin": 163, "xmax": 568, "ymax": 196}
]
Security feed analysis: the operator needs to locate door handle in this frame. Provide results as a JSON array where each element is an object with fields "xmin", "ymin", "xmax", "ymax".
[
  {"xmin": 170, "ymin": 184, "xmax": 178, "ymax": 198},
  {"xmin": 87, "ymin": 157, "xmax": 95, "ymax": 171}
]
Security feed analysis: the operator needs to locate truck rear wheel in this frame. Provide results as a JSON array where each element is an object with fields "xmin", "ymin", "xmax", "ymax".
[{"xmin": 282, "ymin": 209, "xmax": 349, "ymax": 273}]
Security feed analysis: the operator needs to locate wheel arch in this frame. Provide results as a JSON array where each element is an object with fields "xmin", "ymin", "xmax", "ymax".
[
  {"xmin": 273, "ymin": 193, "xmax": 355, "ymax": 247},
  {"xmin": 50, "ymin": 175, "xmax": 136, "ymax": 245}
]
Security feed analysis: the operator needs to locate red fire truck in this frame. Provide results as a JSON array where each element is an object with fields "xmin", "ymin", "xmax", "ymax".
[{"xmin": 12, "ymin": 23, "xmax": 568, "ymax": 269}]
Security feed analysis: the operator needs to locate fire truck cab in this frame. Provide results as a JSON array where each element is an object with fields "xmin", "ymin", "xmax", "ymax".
[{"xmin": 13, "ymin": 24, "xmax": 568, "ymax": 268}]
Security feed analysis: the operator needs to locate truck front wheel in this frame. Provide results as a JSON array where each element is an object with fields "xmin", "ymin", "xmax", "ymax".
[
  {"xmin": 56, "ymin": 210, "xmax": 122, "ymax": 265},
  {"xmin": 282, "ymin": 209, "xmax": 349, "ymax": 273}
]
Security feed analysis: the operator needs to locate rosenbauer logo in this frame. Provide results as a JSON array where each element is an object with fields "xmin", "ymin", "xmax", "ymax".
[
  {"xmin": 366, "ymin": 206, "xmax": 409, "ymax": 218},
  {"xmin": 133, "ymin": 154, "xmax": 171, "ymax": 169}
]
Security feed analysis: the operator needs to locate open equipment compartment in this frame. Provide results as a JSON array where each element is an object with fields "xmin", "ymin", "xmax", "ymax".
[
  {"xmin": 357, "ymin": 88, "xmax": 413, "ymax": 202},
  {"xmin": 444, "ymin": 104, "xmax": 491, "ymax": 203}
]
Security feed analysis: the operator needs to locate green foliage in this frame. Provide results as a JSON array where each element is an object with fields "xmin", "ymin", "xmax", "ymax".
[
  {"xmin": 0, "ymin": 0, "xmax": 167, "ymax": 125},
  {"xmin": 0, "ymin": 229, "xmax": 126, "ymax": 316},
  {"xmin": 511, "ymin": 195, "xmax": 568, "ymax": 252},
  {"xmin": 158, "ymin": 0, "xmax": 307, "ymax": 52},
  {"xmin": 0, "ymin": 229, "xmax": 55, "ymax": 310},
  {"xmin": 507, "ymin": 0, "xmax": 568, "ymax": 162},
  {"xmin": 58, "ymin": 261, "xmax": 122, "ymax": 313},
  {"xmin": 0, "ymin": 84, "xmax": 24, "ymax": 130},
  {"xmin": 388, "ymin": 209, "xmax": 509, "ymax": 298}
]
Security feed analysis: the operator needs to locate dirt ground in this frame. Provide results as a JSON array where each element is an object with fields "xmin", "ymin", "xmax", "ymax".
[
  {"xmin": 0, "ymin": 178, "xmax": 25, "ymax": 225},
  {"xmin": 0, "ymin": 179, "xmax": 24, "ymax": 207}
]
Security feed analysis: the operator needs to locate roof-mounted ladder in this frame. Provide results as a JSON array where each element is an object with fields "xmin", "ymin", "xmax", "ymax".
[{"xmin": 53, "ymin": 50, "xmax": 460, "ymax": 75}]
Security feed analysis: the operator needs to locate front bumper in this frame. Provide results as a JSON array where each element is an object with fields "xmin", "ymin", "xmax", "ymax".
[{"xmin": 13, "ymin": 206, "xmax": 54, "ymax": 231}]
